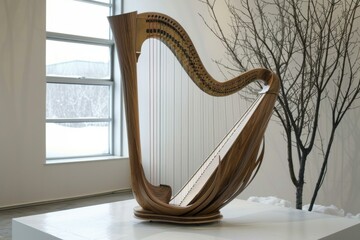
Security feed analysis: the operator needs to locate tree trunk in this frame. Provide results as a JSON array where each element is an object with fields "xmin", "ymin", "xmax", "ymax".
[
  {"xmin": 308, "ymin": 129, "xmax": 336, "ymax": 211},
  {"xmin": 296, "ymin": 156, "xmax": 306, "ymax": 209},
  {"xmin": 295, "ymin": 181, "xmax": 304, "ymax": 209}
]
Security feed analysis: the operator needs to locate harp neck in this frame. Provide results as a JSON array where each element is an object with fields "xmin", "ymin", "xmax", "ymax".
[{"xmin": 131, "ymin": 12, "xmax": 279, "ymax": 96}]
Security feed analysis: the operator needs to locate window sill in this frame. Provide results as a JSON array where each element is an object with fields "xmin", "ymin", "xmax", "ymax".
[{"xmin": 45, "ymin": 155, "xmax": 128, "ymax": 165}]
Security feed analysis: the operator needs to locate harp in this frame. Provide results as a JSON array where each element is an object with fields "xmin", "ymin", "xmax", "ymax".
[{"xmin": 108, "ymin": 12, "xmax": 280, "ymax": 224}]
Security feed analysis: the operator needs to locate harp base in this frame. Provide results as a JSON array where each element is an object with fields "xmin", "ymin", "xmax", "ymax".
[{"xmin": 134, "ymin": 206, "xmax": 223, "ymax": 224}]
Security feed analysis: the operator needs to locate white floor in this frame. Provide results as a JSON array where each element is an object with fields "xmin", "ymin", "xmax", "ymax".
[{"xmin": 12, "ymin": 199, "xmax": 360, "ymax": 240}]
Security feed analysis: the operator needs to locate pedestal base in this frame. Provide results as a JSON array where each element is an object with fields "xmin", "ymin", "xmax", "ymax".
[
  {"xmin": 12, "ymin": 199, "xmax": 360, "ymax": 240},
  {"xmin": 134, "ymin": 206, "xmax": 222, "ymax": 224}
]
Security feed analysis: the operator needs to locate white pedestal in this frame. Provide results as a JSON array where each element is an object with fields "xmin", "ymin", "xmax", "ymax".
[{"xmin": 12, "ymin": 199, "xmax": 360, "ymax": 240}]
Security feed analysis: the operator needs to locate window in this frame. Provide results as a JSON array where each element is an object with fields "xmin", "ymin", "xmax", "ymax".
[{"xmin": 46, "ymin": 0, "xmax": 116, "ymax": 160}]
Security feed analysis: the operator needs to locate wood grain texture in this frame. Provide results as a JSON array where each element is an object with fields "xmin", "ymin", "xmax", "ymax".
[{"xmin": 108, "ymin": 11, "xmax": 280, "ymax": 223}]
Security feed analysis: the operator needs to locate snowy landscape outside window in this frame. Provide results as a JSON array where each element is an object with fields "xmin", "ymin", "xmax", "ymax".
[{"xmin": 46, "ymin": 0, "xmax": 115, "ymax": 160}]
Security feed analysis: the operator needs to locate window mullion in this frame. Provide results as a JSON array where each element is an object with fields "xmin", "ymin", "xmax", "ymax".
[
  {"xmin": 75, "ymin": 0, "xmax": 112, "ymax": 8},
  {"xmin": 46, "ymin": 76, "xmax": 113, "ymax": 86},
  {"xmin": 47, "ymin": 32, "xmax": 113, "ymax": 46},
  {"xmin": 46, "ymin": 118, "xmax": 112, "ymax": 123}
]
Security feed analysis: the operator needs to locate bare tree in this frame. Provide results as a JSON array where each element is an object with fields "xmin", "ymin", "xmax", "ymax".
[{"xmin": 199, "ymin": 0, "xmax": 360, "ymax": 210}]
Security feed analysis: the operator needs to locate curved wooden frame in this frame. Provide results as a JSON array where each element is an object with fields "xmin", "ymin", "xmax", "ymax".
[{"xmin": 108, "ymin": 12, "xmax": 280, "ymax": 224}]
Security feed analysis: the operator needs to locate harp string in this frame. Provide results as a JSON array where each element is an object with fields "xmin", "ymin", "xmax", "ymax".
[
  {"xmin": 171, "ymin": 94, "xmax": 264, "ymax": 206},
  {"xmin": 138, "ymin": 37, "xmax": 249, "ymax": 196},
  {"xmin": 150, "ymin": 24, "xmax": 155, "ymax": 184},
  {"xmin": 149, "ymin": 27, "xmax": 153, "ymax": 183}
]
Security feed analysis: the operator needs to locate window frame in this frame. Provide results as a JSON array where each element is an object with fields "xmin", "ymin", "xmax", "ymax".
[{"xmin": 45, "ymin": 0, "xmax": 118, "ymax": 161}]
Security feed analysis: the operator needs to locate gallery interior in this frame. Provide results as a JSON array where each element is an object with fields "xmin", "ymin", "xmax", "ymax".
[{"xmin": 1, "ymin": 0, "xmax": 360, "ymax": 239}]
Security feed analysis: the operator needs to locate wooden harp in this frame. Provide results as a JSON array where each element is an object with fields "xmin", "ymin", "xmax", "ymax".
[{"xmin": 108, "ymin": 12, "xmax": 280, "ymax": 224}]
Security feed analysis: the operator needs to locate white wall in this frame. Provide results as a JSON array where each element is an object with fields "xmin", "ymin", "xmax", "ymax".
[
  {"xmin": 124, "ymin": 0, "xmax": 360, "ymax": 214},
  {"xmin": 0, "ymin": 0, "xmax": 130, "ymax": 208}
]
